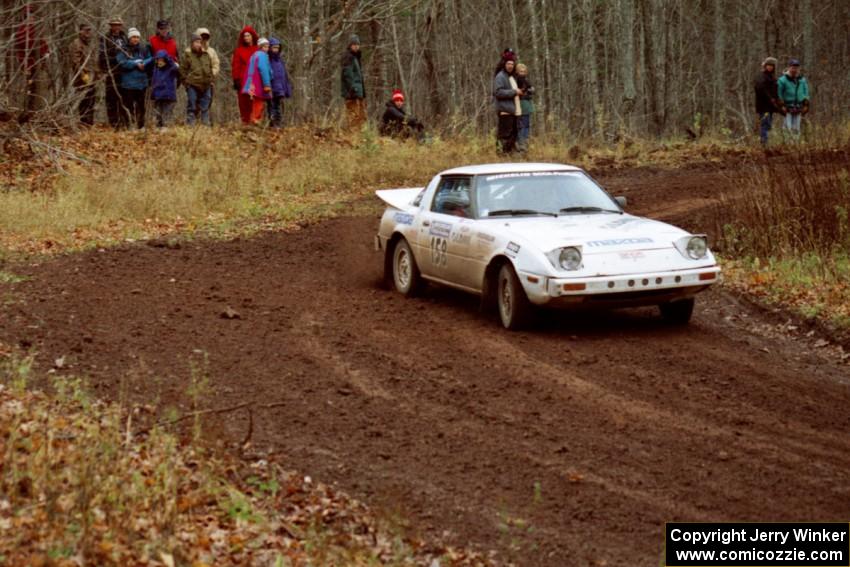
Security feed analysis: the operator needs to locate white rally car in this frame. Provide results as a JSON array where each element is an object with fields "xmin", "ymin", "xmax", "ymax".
[{"xmin": 375, "ymin": 163, "xmax": 720, "ymax": 329}]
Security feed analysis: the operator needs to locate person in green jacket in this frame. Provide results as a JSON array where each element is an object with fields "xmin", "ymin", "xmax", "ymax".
[
  {"xmin": 777, "ymin": 58, "xmax": 810, "ymax": 139},
  {"xmin": 341, "ymin": 34, "xmax": 366, "ymax": 131},
  {"xmin": 180, "ymin": 34, "xmax": 215, "ymax": 126},
  {"xmin": 515, "ymin": 63, "xmax": 535, "ymax": 153}
]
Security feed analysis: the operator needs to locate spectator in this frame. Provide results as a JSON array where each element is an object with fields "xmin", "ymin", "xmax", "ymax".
[
  {"xmin": 231, "ymin": 26, "xmax": 259, "ymax": 124},
  {"xmin": 151, "ymin": 49, "xmax": 179, "ymax": 128},
  {"xmin": 189, "ymin": 28, "xmax": 220, "ymax": 80},
  {"xmin": 515, "ymin": 63, "xmax": 535, "ymax": 153},
  {"xmin": 341, "ymin": 34, "xmax": 366, "ymax": 131},
  {"xmin": 493, "ymin": 48, "xmax": 522, "ymax": 154},
  {"xmin": 181, "ymin": 34, "xmax": 214, "ymax": 126},
  {"xmin": 100, "ymin": 16, "xmax": 128, "ymax": 128},
  {"xmin": 777, "ymin": 58, "xmax": 810, "ymax": 140},
  {"xmin": 754, "ymin": 56, "xmax": 786, "ymax": 147},
  {"xmin": 14, "ymin": 5, "xmax": 49, "ymax": 115},
  {"xmin": 241, "ymin": 37, "xmax": 272, "ymax": 125},
  {"xmin": 267, "ymin": 38, "xmax": 292, "ymax": 129},
  {"xmin": 116, "ymin": 28, "xmax": 152, "ymax": 129},
  {"xmin": 148, "ymin": 19, "xmax": 177, "ymax": 61},
  {"xmin": 380, "ymin": 89, "xmax": 424, "ymax": 140},
  {"xmin": 70, "ymin": 23, "xmax": 98, "ymax": 126}
]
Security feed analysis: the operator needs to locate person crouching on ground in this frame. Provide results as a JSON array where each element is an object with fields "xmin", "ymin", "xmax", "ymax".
[
  {"xmin": 380, "ymin": 89, "xmax": 424, "ymax": 140},
  {"xmin": 151, "ymin": 49, "xmax": 179, "ymax": 128},
  {"xmin": 777, "ymin": 58, "xmax": 810, "ymax": 140},
  {"xmin": 753, "ymin": 56, "xmax": 786, "ymax": 147},
  {"xmin": 241, "ymin": 37, "xmax": 272, "ymax": 126},
  {"xmin": 515, "ymin": 63, "xmax": 535, "ymax": 153},
  {"xmin": 181, "ymin": 34, "xmax": 214, "ymax": 126},
  {"xmin": 493, "ymin": 48, "xmax": 523, "ymax": 154},
  {"xmin": 267, "ymin": 38, "xmax": 292, "ymax": 129}
]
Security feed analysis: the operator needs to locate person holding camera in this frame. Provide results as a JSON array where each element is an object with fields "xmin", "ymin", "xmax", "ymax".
[{"xmin": 777, "ymin": 59, "xmax": 810, "ymax": 139}]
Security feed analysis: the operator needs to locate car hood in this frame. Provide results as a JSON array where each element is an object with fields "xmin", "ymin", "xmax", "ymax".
[{"xmin": 493, "ymin": 213, "xmax": 689, "ymax": 253}]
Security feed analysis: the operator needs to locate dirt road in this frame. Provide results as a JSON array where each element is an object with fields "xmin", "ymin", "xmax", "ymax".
[{"xmin": 3, "ymin": 164, "xmax": 849, "ymax": 566}]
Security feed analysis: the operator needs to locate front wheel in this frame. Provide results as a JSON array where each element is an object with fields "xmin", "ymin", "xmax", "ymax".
[
  {"xmin": 659, "ymin": 298, "xmax": 695, "ymax": 324},
  {"xmin": 497, "ymin": 264, "xmax": 532, "ymax": 330},
  {"xmin": 392, "ymin": 238, "xmax": 423, "ymax": 297}
]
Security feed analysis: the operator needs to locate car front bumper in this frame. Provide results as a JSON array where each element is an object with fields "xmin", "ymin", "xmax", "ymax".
[{"xmin": 519, "ymin": 266, "xmax": 721, "ymax": 307}]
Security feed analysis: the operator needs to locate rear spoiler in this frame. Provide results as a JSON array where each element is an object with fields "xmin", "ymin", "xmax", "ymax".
[{"xmin": 375, "ymin": 188, "xmax": 423, "ymax": 211}]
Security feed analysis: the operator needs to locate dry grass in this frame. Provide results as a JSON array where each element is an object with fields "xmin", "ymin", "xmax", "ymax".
[
  {"xmin": 0, "ymin": 125, "xmax": 751, "ymax": 255},
  {"xmin": 0, "ymin": 353, "xmax": 493, "ymax": 566}
]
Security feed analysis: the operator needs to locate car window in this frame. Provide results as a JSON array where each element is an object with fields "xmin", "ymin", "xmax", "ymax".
[{"xmin": 431, "ymin": 177, "xmax": 472, "ymax": 218}]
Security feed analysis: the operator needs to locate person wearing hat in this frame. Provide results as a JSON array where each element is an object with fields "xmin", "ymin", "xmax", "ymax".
[
  {"xmin": 181, "ymin": 34, "xmax": 214, "ymax": 126},
  {"xmin": 777, "ymin": 59, "xmax": 810, "ymax": 139},
  {"xmin": 185, "ymin": 28, "xmax": 220, "ymax": 80},
  {"xmin": 99, "ymin": 16, "xmax": 128, "ymax": 128},
  {"xmin": 493, "ymin": 48, "xmax": 524, "ymax": 154},
  {"xmin": 149, "ymin": 19, "xmax": 178, "ymax": 61},
  {"xmin": 380, "ymin": 89, "xmax": 424, "ymax": 140},
  {"xmin": 151, "ymin": 49, "xmax": 179, "ymax": 128},
  {"xmin": 340, "ymin": 34, "xmax": 366, "ymax": 131},
  {"xmin": 70, "ymin": 22, "xmax": 99, "ymax": 125},
  {"xmin": 241, "ymin": 37, "xmax": 272, "ymax": 125},
  {"xmin": 231, "ymin": 25, "xmax": 259, "ymax": 123},
  {"xmin": 267, "ymin": 38, "xmax": 293, "ymax": 129},
  {"xmin": 754, "ymin": 56, "xmax": 786, "ymax": 146},
  {"xmin": 116, "ymin": 28, "xmax": 153, "ymax": 129}
]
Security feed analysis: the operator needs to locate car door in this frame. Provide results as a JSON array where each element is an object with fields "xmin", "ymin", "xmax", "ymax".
[{"xmin": 417, "ymin": 176, "xmax": 477, "ymax": 287}]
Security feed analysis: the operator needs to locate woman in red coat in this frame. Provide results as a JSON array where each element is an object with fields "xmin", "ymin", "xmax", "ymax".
[{"xmin": 231, "ymin": 25, "xmax": 258, "ymax": 124}]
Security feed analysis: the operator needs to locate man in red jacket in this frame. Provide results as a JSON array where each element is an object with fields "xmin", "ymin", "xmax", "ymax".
[{"xmin": 148, "ymin": 19, "xmax": 177, "ymax": 61}]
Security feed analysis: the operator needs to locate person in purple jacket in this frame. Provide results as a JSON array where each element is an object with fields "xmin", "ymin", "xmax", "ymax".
[
  {"xmin": 150, "ymin": 49, "xmax": 179, "ymax": 128},
  {"xmin": 241, "ymin": 37, "xmax": 271, "ymax": 125},
  {"xmin": 266, "ymin": 38, "xmax": 292, "ymax": 128}
]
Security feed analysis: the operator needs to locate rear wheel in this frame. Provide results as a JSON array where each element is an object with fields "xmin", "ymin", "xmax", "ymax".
[
  {"xmin": 392, "ymin": 238, "xmax": 423, "ymax": 297},
  {"xmin": 659, "ymin": 298, "xmax": 695, "ymax": 324},
  {"xmin": 497, "ymin": 264, "xmax": 532, "ymax": 330}
]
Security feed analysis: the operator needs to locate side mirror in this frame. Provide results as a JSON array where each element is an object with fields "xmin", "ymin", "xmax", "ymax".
[{"xmin": 614, "ymin": 196, "xmax": 628, "ymax": 208}]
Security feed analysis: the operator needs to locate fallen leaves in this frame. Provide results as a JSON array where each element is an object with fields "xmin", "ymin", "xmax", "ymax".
[{"xmin": 0, "ymin": 372, "xmax": 497, "ymax": 566}]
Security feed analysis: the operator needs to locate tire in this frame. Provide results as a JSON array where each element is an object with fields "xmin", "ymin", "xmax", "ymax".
[
  {"xmin": 497, "ymin": 264, "xmax": 532, "ymax": 330},
  {"xmin": 659, "ymin": 297, "xmax": 695, "ymax": 324},
  {"xmin": 392, "ymin": 238, "xmax": 423, "ymax": 297}
]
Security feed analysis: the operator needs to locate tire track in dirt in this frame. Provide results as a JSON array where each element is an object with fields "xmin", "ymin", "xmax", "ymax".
[{"xmin": 2, "ymin": 164, "xmax": 850, "ymax": 566}]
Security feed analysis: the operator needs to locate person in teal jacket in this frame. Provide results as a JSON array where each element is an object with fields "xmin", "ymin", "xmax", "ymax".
[{"xmin": 777, "ymin": 59, "xmax": 810, "ymax": 138}]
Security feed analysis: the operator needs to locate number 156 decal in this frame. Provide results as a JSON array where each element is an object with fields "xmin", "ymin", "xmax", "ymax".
[{"xmin": 430, "ymin": 236, "xmax": 448, "ymax": 267}]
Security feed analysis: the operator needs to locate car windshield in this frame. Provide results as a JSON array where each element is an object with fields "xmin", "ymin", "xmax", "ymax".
[{"xmin": 476, "ymin": 171, "xmax": 621, "ymax": 218}]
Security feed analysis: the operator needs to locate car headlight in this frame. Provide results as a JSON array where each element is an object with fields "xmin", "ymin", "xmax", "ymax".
[
  {"xmin": 685, "ymin": 236, "xmax": 707, "ymax": 259},
  {"xmin": 559, "ymin": 247, "xmax": 582, "ymax": 270}
]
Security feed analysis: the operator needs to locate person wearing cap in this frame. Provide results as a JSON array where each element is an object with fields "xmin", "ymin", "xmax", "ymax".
[
  {"xmin": 185, "ymin": 28, "xmax": 220, "ymax": 80},
  {"xmin": 99, "ymin": 16, "xmax": 128, "ymax": 128},
  {"xmin": 267, "ymin": 38, "xmax": 293, "ymax": 129},
  {"xmin": 777, "ymin": 59, "xmax": 810, "ymax": 139},
  {"xmin": 231, "ymin": 25, "xmax": 259, "ymax": 124},
  {"xmin": 493, "ymin": 48, "xmax": 524, "ymax": 154},
  {"xmin": 241, "ymin": 37, "xmax": 272, "ymax": 125},
  {"xmin": 754, "ymin": 57, "xmax": 786, "ymax": 146},
  {"xmin": 380, "ymin": 89, "xmax": 424, "ymax": 140},
  {"xmin": 116, "ymin": 28, "xmax": 152, "ymax": 129},
  {"xmin": 70, "ymin": 23, "xmax": 99, "ymax": 126},
  {"xmin": 148, "ymin": 19, "xmax": 178, "ymax": 61},
  {"xmin": 341, "ymin": 34, "xmax": 366, "ymax": 131},
  {"xmin": 181, "ymin": 34, "xmax": 214, "ymax": 126}
]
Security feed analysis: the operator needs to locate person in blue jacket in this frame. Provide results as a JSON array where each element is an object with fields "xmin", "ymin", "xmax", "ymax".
[
  {"xmin": 267, "ymin": 38, "xmax": 292, "ymax": 128},
  {"xmin": 116, "ymin": 28, "xmax": 152, "ymax": 129},
  {"xmin": 240, "ymin": 37, "xmax": 272, "ymax": 125},
  {"xmin": 150, "ymin": 49, "xmax": 179, "ymax": 128}
]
